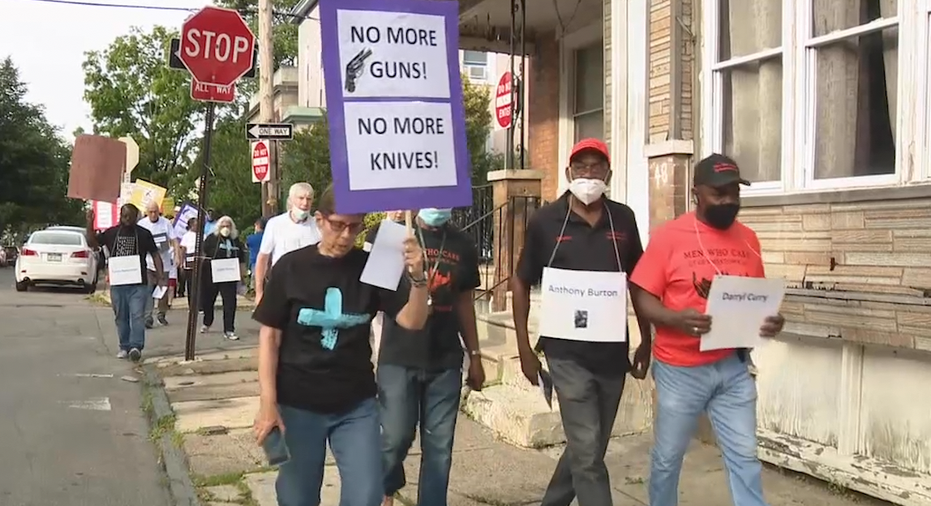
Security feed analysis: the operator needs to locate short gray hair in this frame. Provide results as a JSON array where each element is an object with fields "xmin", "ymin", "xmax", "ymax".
[{"xmin": 288, "ymin": 182, "xmax": 314, "ymax": 200}]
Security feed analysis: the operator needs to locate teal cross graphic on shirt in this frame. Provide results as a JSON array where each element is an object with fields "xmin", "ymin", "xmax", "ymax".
[
  {"xmin": 219, "ymin": 240, "xmax": 235, "ymax": 257},
  {"xmin": 296, "ymin": 287, "xmax": 372, "ymax": 350}
]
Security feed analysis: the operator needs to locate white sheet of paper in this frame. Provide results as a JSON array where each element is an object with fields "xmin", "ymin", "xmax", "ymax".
[
  {"xmin": 108, "ymin": 255, "xmax": 142, "ymax": 286},
  {"xmin": 701, "ymin": 275, "xmax": 786, "ymax": 351},
  {"xmin": 538, "ymin": 267, "xmax": 628, "ymax": 342},
  {"xmin": 152, "ymin": 285, "xmax": 168, "ymax": 299},
  {"xmin": 360, "ymin": 220, "xmax": 407, "ymax": 291},
  {"xmin": 211, "ymin": 258, "xmax": 242, "ymax": 283}
]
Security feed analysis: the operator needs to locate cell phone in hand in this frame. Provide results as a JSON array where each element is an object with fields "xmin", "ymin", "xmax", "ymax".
[{"xmin": 262, "ymin": 426, "xmax": 290, "ymax": 466}]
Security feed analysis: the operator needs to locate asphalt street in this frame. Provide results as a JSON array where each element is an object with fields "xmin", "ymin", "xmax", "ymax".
[{"xmin": 0, "ymin": 267, "xmax": 171, "ymax": 506}]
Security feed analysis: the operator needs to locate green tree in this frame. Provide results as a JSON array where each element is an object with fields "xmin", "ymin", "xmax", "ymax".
[
  {"xmin": 82, "ymin": 26, "xmax": 204, "ymax": 192},
  {"xmin": 0, "ymin": 57, "xmax": 83, "ymax": 235},
  {"xmin": 461, "ymin": 75, "xmax": 498, "ymax": 182}
]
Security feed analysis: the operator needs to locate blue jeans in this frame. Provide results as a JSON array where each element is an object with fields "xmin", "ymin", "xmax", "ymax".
[
  {"xmin": 110, "ymin": 284, "xmax": 148, "ymax": 351},
  {"xmin": 377, "ymin": 365, "xmax": 462, "ymax": 505},
  {"xmin": 277, "ymin": 398, "xmax": 383, "ymax": 506},
  {"xmin": 650, "ymin": 353, "xmax": 767, "ymax": 506}
]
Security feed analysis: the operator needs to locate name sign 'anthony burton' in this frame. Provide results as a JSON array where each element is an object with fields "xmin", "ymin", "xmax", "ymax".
[
  {"xmin": 700, "ymin": 275, "xmax": 786, "ymax": 351},
  {"xmin": 539, "ymin": 267, "xmax": 628, "ymax": 343},
  {"xmin": 337, "ymin": 9, "xmax": 449, "ymax": 98},
  {"xmin": 344, "ymin": 102, "xmax": 457, "ymax": 191}
]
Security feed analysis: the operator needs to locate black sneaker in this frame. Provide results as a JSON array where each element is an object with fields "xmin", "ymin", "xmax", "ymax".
[
  {"xmin": 157, "ymin": 314, "xmax": 168, "ymax": 326},
  {"xmin": 128, "ymin": 348, "xmax": 142, "ymax": 362},
  {"xmin": 145, "ymin": 317, "xmax": 154, "ymax": 329}
]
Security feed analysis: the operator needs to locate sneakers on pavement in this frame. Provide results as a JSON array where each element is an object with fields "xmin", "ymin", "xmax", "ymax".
[
  {"xmin": 157, "ymin": 314, "xmax": 169, "ymax": 326},
  {"xmin": 117, "ymin": 350, "xmax": 129, "ymax": 359},
  {"xmin": 223, "ymin": 331, "xmax": 238, "ymax": 340},
  {"xmin": 128, "ymin": 348, "xmax": 142, "ymax": 362},
  {"xmin": 144, "ymin": 317, "xmax": 154, "ymax": 329},
  {"xmin": 200, "ymin": 325, "xmax": 209, "ymax": 333}
]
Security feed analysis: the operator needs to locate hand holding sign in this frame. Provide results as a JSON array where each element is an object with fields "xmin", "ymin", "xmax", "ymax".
[
  {"xmin": 670, "ymin": 308, "xmax": 712, "ymax": 336},
  {"xmin": 700, "ymin": 275, "xmax": 786, "ymax": 351},
  {"xmin": 759, "ymin": 314, "xmax": 785, "ymax": 337}
]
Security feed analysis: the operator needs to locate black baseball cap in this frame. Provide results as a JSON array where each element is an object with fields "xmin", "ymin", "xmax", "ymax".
[{"xmin": 693, "ymin": 153, "xmax": 750, "ymax": 187}]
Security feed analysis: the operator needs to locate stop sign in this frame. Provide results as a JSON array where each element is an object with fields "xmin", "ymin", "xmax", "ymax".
[
  {"xmin": 180, "ymin": 6, "xmax": 255, "ymax": 87},
  {"xmin": 252, "ymin": 141, "xmax": 270, "ymax": 183},
  {"xmin": 495, "ymin": 72, "xmax": 513, "ymax": 129}
]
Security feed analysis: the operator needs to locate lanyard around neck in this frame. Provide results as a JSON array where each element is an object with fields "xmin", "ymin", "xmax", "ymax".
[
  {"xmin": 546, "ymin": 201, "xmax": 623, "ymax": 273},
  {"xmin": 416, "ymin": 225, "xmax": 447, "ymax": 286}
]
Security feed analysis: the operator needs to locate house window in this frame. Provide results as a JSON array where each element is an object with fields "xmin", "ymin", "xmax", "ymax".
[
  {"xmin": 706, "ymin": 0, "xmax": 909, "ymax": 193},
  {"xmin": 573, "ymin": 43, "xmax": 604, "ymax": 142},
  {"xmin": 462, "ymin": 50, "xmax": 488, "ymax": 82}
]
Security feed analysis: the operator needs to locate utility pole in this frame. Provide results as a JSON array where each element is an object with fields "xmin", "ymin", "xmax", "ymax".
[{"xmin": 258, "ymin": 0, "xmax": 278, "ymax": 217}]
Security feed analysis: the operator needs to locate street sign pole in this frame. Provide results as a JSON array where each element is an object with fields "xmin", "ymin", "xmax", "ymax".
[{"xmin": 184, "ymin": 102, "xmax": 216, "ymax": 362}]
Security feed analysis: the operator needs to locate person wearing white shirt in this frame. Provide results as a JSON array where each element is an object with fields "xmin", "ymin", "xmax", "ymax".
[
  {"xmin": 254, "ymin": 182, "xmax": 321, "ymax": 304},
  {"xmin": 178, "ymin": 218, "xmax": 199, "ymax": 306},
  {"xmin": 137, "ymin": 201, "xmax": 180, "ymax": 327}
]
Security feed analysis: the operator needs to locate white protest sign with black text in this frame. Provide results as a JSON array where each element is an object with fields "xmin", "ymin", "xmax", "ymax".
[
  {"xmin": 700, "ymin": 275, "xmax": 786, "ymax": 351},
  {"xmin": 538, "ymin": 267, "xmax": 628, "ymax": 342},
  {"xmin": 337, "ymin": 9, "xmax": 450, "ymax": 98}
]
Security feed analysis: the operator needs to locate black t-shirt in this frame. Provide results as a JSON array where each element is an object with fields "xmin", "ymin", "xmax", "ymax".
[
  {"xmin": 366, "ymin": 222, "xmax": 481, "ymax": 370},
  {"xmin": 515, "ymin": 193, "xmax": 644, "ymax": 375},
  {"xmin": 252, "ymin": 245, "xmax": 409, "ymax": 414},
  {"xmin": 97, "ymin": 225, "xmax": 159, "ymax": 286},
  {"xmin": 203, "ymin": 235, "xmax": 246, "ymax": 284}
]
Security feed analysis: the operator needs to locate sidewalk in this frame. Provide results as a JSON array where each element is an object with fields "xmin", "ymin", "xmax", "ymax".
[{"xmin": 141, "ymin": 348, "xmax": 887, "ymax": 506}]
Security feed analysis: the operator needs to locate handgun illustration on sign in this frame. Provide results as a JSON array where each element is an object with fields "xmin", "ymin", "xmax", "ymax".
[{"xmin": 345, "ymin": 48, "xmax": 374, "ymax": 93}]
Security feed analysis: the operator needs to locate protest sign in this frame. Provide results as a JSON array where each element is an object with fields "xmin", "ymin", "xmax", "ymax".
[
  {"xmin": 129, "ymin": 179, "xmax": 167, "ymax": 211},
  {"xmin": 700, "ymin": 275, "xmax": 786, "ymax": 351},
  {"xmin": 172, "ymin": 202, "xmax": 201, "ymax": 239},
  {"xmin": 320, "ymin": 0, "xmax": 471, "ymax": 214},
  {"xmin": 93, "ymin": 201, "xmax": 118, "ymax": 230},
  {"xmin": 538, "ymin": 267, "xmax": 628, "ymax": 342},
  {"xmin": 68, "ymin": 135, "xmax": 126, "ymax": 202}
]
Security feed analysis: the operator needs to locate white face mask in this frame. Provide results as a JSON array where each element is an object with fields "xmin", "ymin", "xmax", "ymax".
[
  {"xmin": 568, "ymin": 178, "xmax": 607, "ymax": 205},
  {"xmin": 219, "ymin": 227, "xmax": 231, "ymax": 237},
  {"xmin": 291, "ymin": 208, "xmax": 309, "ymax": 221}
]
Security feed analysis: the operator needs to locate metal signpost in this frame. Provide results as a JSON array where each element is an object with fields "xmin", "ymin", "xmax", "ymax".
[{"xmin": 170, "ymin": 6, "xmax": 256, "ymax": 361}]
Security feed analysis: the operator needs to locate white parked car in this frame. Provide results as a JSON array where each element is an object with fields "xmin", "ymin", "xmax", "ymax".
[{"xmin": 15, "ymin": 230, "xmax": 99, "ymax": 293}]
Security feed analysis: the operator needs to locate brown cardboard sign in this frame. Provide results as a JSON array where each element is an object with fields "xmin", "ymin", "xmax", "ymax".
[{"xmin": 67, "ymin": 134, "xmax": 127, "ymax": 203}]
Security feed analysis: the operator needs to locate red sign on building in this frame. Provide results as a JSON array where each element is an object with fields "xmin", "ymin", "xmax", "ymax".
[
  {"xmin": 495, "ymin": 72, "xmax": 513, "ymax": 129},
  {"xmin": 190, "ymin": 80, "xmax": 236, "ymax": 103},
  {"xmin": 180, "ymin": 6, "xmax": 256, "ymax": 87},
  {"xmin": 252, "ymin": 141, "xmax": 270, "ymax": 183}
]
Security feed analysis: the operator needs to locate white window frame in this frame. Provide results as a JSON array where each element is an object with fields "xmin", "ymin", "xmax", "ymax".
[
  {"xmin": 557, "ymin": 21, "xmax": 604, "ymax": 195},
  {"xmin": 701, "ymin": 0, "xmax": 929, "ymax": 195},
  {"xmin": 571, "ymin": 42, "xmax": 606, "ymax": 143}
]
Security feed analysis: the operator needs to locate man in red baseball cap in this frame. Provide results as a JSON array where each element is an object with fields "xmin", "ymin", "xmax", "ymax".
[{"xmin": 511, "ymin": 138, "xmax": 653, "ymax": 506}]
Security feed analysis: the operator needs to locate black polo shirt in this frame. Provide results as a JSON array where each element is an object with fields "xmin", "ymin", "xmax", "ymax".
[{"xmin": 515, "ymin": 193, "xmax": 644, "ymax": 375}]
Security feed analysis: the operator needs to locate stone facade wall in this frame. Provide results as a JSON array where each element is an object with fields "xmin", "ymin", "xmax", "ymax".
[
  {"xmin": 527, "ymin": 32, "xmax": 561, "ymax": 202},
  {"xmin": 742, "ymin": 199, "xmax": 931, "ymax": 351}
]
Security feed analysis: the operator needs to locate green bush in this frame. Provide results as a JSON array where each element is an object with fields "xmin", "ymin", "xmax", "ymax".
[{"xmin": 355, "ymin": 212, "xmax": 386, "ymax": 248}]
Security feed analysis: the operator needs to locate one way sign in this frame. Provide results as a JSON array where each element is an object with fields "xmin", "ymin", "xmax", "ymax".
[{"xmin": 246, "ymin": 123, "xmax": 294, "ymax": 141}]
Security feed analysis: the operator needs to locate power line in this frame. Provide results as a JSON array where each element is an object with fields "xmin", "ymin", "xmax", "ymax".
[{"xmin": 14, "ymin": 0, "xmax": 317, "ymax": 19}]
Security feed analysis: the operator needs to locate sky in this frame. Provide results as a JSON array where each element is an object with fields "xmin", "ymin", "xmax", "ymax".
[{"xmin": 2, "ymin": 0, "xmax": 212, "ymax": 142}]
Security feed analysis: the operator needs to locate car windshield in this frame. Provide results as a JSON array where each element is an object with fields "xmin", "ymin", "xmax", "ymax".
[{"xmin": 30, "ymin": 232, "xmax": 83, "ymax": 246}]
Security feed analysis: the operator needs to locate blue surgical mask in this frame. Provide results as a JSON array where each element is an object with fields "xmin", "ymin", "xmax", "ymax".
[{"xmin": 418, "ymin": 208, "xmax": 452, "ymax": 227}]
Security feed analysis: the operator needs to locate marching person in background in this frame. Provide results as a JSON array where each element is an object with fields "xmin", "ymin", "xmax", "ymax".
[
  {"xmin": 629, "ymin": 153, "xmax": 784, "ymax": 506},
  {"xmin": 86, "ymin": 204, "xmax": 163, "ymax": 362},
  {"xmin": 178, "ymin": 218, "xmax": 198, "ymax": 304},
  {"xmin": 372, "ymin": 208, "xmax": 485, "ymax": 506},
  {"xmin": 511, "ymin": 138, "xmax": 653, "ymax": 506},
  {"xmin": 200, "ymin": 215, "xmax": 246, "ymax": 340},
  {"xmin": 246, "ymin": 216, "xmax": 266, "ymax": 291},
  {"xmin": 203, "ymin": 208, "xmax": 218, "ymax": 236},
  {"xmin": 252, "ymin": 187, "xmax": 429, "ymax": 506},
  {"xmin": 167, "ymin": 245, "xmax": 178, "ymax": 308},
  {"xmin": 254, "ymin": 182, "xmax": 321, "ymax": 305},
  {"xmin": 138, "ymin": 200, "xmax": 180, "ymax": 328},
  {"xmin": 364, "ymin": 210, "xmax": 408, "ymax": 363}
]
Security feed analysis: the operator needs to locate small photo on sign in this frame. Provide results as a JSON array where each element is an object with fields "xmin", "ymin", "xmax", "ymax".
[
  {"xmin": 574, "ymin": 310, "xmax": 589, "ymax": 329},
  {"xmin": 336, "ymin": 9, "xmax": 450, "ymax": 98}
]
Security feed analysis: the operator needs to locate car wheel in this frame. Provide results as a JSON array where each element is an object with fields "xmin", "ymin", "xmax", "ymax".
[{"xmin": 15, "ymin": 281, "xmax": 28, "ymax": 292}]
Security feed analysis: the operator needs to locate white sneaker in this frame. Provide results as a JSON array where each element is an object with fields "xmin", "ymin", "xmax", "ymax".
[
  {"xmin": 200, "ymin": 325, "xmax": 209, "ymax": 333},
  {"xmin": 117, "ymin": 350, "xmax": 129, "ymax": 359},
  {"xmin": 224, "ymin": 331, "xmax": 239, "ymax": 340}
]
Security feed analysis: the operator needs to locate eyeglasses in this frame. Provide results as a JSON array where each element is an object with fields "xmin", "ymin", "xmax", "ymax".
[
  {"xmin": 569, "ymin": 161, "xmax": 609, "ymax": 178},
  {"xmin": 324, "ymin": 216, "xmax": 365, "ymax": 235}
]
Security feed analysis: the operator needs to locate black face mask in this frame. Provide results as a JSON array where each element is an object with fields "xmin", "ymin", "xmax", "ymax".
[{"xmin": 704, "ymin": 203, "xmax": 740, "ymax": 230}]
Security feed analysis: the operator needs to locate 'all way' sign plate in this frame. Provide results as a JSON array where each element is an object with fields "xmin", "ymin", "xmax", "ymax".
[{"xmin": 246, "ymin": 123, "xmax": 294, "ymax": 141}]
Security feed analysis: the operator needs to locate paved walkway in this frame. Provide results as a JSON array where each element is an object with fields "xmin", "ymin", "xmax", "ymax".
[{"xmin": 146, "ymin": 349, "xmax": 889, "ymax": 506}]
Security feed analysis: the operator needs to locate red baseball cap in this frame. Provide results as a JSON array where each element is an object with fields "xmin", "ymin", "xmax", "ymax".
[{"xmin": 569, "ymin": 138, "xmax": 610, "ymax": 164}]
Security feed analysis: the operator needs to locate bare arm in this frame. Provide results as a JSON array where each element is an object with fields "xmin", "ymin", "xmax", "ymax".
[
  {"xmin": 254, "ymin": 253, "xmax": 270, "ymax": 297},
  {"xmin": 630, "ymin": 284, "xmax": 677, "ymax": 328},
  {"xmin": 456, "ymin": 290, "xmax": 480, "ymax": 354},
  {"xmin": 394, "ymin": 283, "xmax": 429, "ymax": 330},
  {"xmin": 85, "ymin": 212, "xmax": 99, "ymax": 248},
  {"xmin": 630, "ymin": 285, "xmax": 654, "ymax": 345},
  {"xmin": 258, "ymin": 325, "xmax": 282, "ymax": 405},
  {"xmin": 510, "ymin": 276, "xmax": 533, "ymax": 355}
]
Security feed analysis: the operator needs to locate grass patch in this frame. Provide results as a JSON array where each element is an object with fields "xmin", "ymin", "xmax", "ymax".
[
  {"xmin": 192, "ymin": 472, "xmax": 259, "ymax": 506},
  {"xmin": 149, "ymin": 413, "xmax": 177, "ymax": 442}
]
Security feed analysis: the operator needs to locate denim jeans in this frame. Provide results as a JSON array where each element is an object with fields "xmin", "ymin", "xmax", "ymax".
[
  {"xmin": 377, "ymin": 364, "xmax": 462, "ymax": 505},
  {"xmin": 110, "ymin": 284, "xmax": 148, "ymax": 351},
  {"xmin": 541, "ymin": 357, "xmax": 626, "ymax": 506},
  {"xmin": 650, "ymin": 353, "xmax": 766, "ymax": 506},
  {"xmin": 276, "ymin": 398, "xmax": 383, "ymax": 506}
]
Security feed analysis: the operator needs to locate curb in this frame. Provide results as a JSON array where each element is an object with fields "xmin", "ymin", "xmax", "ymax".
[{"xmin": 142, "ymin": 366, "xmax": 203, "ymax": 506}]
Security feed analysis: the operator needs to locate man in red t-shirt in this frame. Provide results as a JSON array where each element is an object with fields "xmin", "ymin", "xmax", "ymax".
[{"xmin": 629, "ymin": 154, "xmax": 784, "ymax": 506}]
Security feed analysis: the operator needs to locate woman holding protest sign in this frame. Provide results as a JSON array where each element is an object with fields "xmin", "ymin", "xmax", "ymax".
[{"xmin": 251, "ymin": 187, "xmax": 429, "ymax": 506}]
